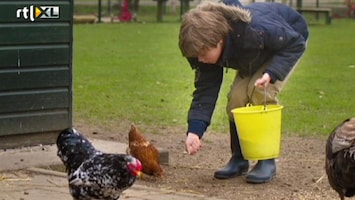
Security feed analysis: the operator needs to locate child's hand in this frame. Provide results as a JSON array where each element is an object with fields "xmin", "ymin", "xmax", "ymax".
[
  {"xmin": 254, "ymin": 73, "xmax": 271, "ymax": 88},
  {"xmin": 185, "ymin": 133, "xmax": 202, "ymax": 155}
]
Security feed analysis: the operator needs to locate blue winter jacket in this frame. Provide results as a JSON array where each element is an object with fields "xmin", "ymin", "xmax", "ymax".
[{"xmin": 186, "ymin": 2, "xmax": 309, "ymax": 138}]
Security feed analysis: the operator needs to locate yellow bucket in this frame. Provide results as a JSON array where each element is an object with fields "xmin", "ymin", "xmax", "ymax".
[{"xmin": 231, "ymin": 105, "xmax": 283, "ymax": 160}]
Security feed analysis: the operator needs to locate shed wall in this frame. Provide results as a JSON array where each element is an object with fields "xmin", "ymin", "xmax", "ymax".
[{"xmin": 0, "ymin": 1, "xmax": 73, "ymax": 139}]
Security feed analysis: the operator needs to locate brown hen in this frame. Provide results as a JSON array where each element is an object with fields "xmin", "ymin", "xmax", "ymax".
[
  {"xmin": 326, "ymin": 118, "xmax": 355, "ymax": 200},
  {"xmin": 127, "ymin": 124, "xmax": 164, "ymax": 177}
]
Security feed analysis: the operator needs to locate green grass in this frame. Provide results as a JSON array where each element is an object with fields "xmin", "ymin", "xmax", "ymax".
[
  {"xmin": 73, "ymin": 19, "xmax": 355, "ymax": 137},
  {"xmin": 279, "ymin": 19, "xmax": 355, "ymax": 136},
  {"xmin": 73, "ymin": 23, "xmax": 195, "ymax": 127}
]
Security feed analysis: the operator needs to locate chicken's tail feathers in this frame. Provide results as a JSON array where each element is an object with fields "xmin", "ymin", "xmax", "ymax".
[
  {"xmin": 128, "ymin": 123, "xmax": 145, "ymax": 141},
  {"xmin": 56, "ymin": 127, "xmax": 97, "ymax": 169},
  {"xmin": 335, "ymin": 118, "xmax": 355, "ymax": 141},
  {"xmin": 130, "ymin": 123, "xmax": 137, "ymax": 132},
  {"xmin": 327, "ymin": 117, "xmax": 355, "ymax": 157},
  {"xmin": 57, "ymin": 128, "xmax": 78, "ymax": 145},
  {"xmin": 56, "ymin": 128, "xmax": 93, "ymax": 148}
]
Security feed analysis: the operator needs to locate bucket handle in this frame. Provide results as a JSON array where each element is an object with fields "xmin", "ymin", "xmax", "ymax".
[
  {"xmin": 263, "ymin": 85, "xmax": 267, "ymax": 111},
  {"xmin": 249, "ymin": 85, "xmax": 267, "ymax": 111}
]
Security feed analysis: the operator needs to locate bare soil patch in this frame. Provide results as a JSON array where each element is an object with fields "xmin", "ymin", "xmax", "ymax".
[{"xmin": 74, "ymin": 119, "xmax": 338, "ymax": 200}]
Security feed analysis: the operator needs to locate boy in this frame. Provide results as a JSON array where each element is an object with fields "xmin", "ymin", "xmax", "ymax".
[{"xmin": 179, "ymin": 1, "xmax": 308, "ymax": 183}]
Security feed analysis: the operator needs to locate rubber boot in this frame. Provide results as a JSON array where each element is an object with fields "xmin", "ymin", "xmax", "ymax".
[
  {"xmin": 214, "ymin": 121, "xmax": 249, "ymax": 179},
  {"xmin": 246, "ymin": 159, "xmax": 276, "ymax": 184}
]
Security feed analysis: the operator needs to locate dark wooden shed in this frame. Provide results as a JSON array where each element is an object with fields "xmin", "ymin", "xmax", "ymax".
[{"xmin": 0, "ymin": 0, "xmax": 73, "ymax": 149}]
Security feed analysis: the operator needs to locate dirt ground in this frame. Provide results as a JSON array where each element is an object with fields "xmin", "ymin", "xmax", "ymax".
[{"xmin": 74, "ymin": 119, "xmax": 339, "ymax": 200}]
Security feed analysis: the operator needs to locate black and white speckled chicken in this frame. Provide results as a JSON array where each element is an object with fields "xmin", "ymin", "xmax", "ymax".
[
  {"xmin": 56, "ymin": 128, "xmax": 142, "ymax": 200},
  {"xmin": 326, "ymin": 118, "xmax": 355, "ymax": 200}
]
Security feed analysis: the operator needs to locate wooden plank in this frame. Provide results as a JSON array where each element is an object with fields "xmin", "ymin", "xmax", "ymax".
[
  {"xmin": 74, "ymin": 15, "xmax": 97, "ymax": 24},
  {"xmin": 0, "ymin": 110, "xmax": 70, "ymax": 137},
  {"xmin": 296, "ymin": 7, "xmax": 332, "ymax": 24},
  {"xmin": 0, "ymin": 89, "xmax": 70, "ymax": 113},
  {"xmin": 297, "ymin": 8, "xmax": 332, "ymax": 12},
  {"xmin": 158, "ymin": 149, "xmax": 169, "ymax": 165},
  {"xmin": 0, "ymin": 131, "xmax": 59, "ymax": 149},
  {"xmin": 0, "ymin": 45, "xmax": 70, "ymax": 68},
  {"xmin": 0, "ymin": 68, "xmax": 70, "ymax": 91}
]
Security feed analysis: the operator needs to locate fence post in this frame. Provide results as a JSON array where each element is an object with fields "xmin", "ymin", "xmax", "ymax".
[
  {"xmin": 296, "ymin": 0, "xmax": 302, "ymax": 9},
  {"xmin": 316, "ymin": 0, "xmax": 320, "ymax": 20},
  {"xmin": 157, "ymin": 0, "xmax": 164, "ymax": 22},
  {"xmin": 98, "ymin": 0, "xmax": 102, "ymax": 23}
]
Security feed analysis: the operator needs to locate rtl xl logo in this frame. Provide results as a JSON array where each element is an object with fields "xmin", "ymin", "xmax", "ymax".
[{"xmin": 16, "ymin": 6, "xmax": 60, "ymax": 21}]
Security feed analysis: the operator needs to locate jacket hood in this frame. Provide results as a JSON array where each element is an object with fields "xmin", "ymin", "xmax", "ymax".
[
  {"xmin": 198, "ymin": 1, "xmax": 252, "ymax": 23},
  {"xmin": 228, "ymin": 6, "xmax": 252, "ymax": 23}
]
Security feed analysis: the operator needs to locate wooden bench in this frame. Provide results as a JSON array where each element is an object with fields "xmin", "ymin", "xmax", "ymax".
[
  {"xmin": 74, "ymin": 15, "xmax": 97, "ymax": 24},
  {"xmin": 296, "ymin": 7, "xmax": 332, "ymax": 25}
]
